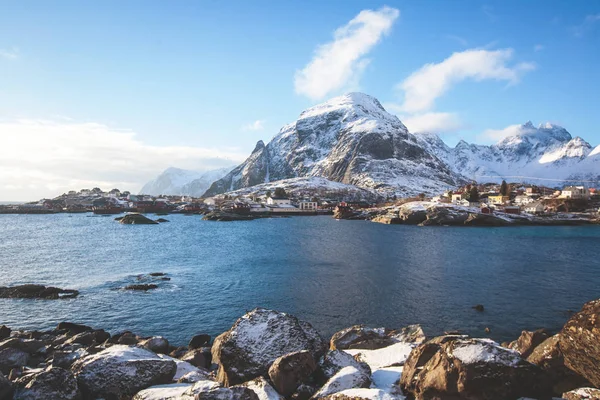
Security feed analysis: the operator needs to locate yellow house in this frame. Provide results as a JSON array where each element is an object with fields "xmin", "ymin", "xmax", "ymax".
[{"xmin": 488, "ymin": 195, "xmax": 510, "ymax": 204}]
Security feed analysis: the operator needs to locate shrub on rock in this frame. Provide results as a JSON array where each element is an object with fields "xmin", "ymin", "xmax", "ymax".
[
  {"xmin": 212, "ymin": 308, "xmax": 326, "ymax": 386},
  {"xmin": 71, "ymin": 345, "xmax": 176, "ymax": 399},
  {"xmin": 400, "ymin": 336, "xmax": 552, "ymax": 400}
]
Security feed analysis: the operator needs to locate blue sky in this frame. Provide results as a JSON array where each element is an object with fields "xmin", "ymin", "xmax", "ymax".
[{"xmin": 0, "ymin": 0, "xmax": 599, "ymax": 200}]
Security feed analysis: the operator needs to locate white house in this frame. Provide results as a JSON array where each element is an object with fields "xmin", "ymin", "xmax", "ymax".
[
  {"xmin": 514, "ymin": 195, "xmax": 535, "ymax": 205},
  {"xmin": 561, "ymin": 186, "xmax": 589, "ymax": 199},
  {"xmin": 298, "ymin": 201, "xmax": 317, "ymax": 211},
  {"xmin": 524, "ymin": 201, "xmax": 545, "ymax": 214},
  {"xmin": 267, "ymin": 197, "xmax": 291, "ymax": 206},
  {"xmin": 451, "ymin": 192, "xmax": 465, "ymax": 203}
]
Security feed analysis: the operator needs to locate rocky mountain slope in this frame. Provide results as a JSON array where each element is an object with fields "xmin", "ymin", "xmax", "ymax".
[
  {"xmin": 203, "ymin": 94, "xmax": 598, "ymax": 198},
  {"xmin": 204, "ymin": 93, "xmax": 465, "ymax": 197},
  {"xmin": 140, "ymin": 166, "xmax": 233, "ymax": 196},
  {"xmin": 415, "ymin": 121, "xmax": 599, "ymax": 185}
]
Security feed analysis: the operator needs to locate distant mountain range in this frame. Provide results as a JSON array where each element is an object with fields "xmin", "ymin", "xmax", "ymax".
[
  {"xmin": 139, "ymin": 166, "xmax": 233, "ymax": 196},
  {"xmin": 143, "ymin": 93, "xmax": 599, "ymax": 198}
]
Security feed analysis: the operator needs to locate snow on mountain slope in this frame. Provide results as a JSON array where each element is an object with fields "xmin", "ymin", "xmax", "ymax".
[
  {"xmin": 204, "ymin": 93, "xmax": 465, "ymax": 197},
  {"xmin": 416, "ymin": 121, "xmax": 598, "ymax": 185},
  {"xmin": 140, "ymin": 166, "xmax": 233, "ymax": 196}
]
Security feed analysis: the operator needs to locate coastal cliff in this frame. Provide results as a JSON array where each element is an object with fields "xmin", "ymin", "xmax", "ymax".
[{"xmin": 1, "ymin": 299, "xmax": 600, "ymax": 399}]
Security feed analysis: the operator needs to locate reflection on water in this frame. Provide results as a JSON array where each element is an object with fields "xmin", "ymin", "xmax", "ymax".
[{"xmin": 0, "ymin": 213, "xmax": 599, "ymax": 344}]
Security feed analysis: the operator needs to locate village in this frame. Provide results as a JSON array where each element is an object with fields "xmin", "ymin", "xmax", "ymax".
[{"xmin": 1, "ymin": 181, "xmax": 599, "ymax": 223}]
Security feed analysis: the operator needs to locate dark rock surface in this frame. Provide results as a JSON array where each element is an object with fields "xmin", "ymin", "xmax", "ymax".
[
  {"xmin": 119, "ymin": 213, "xmax": 159, "ymax": 224},
  {"xmin": 268, "ymin": 350, "xmax": 317, "ymax": 397},
  {"xmin": 0, "ymin": 285, "xmax": 79, "ymax": 299}
]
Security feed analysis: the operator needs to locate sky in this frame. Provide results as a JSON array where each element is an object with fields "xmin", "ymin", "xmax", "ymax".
[{"xmin": 1, "ymin": 0, "xmax": 599, "ymax": 201}]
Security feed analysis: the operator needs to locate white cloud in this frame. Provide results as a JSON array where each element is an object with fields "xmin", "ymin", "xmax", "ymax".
[
  {"xmin": 480, "ymin": 123, "xmax": 535, "ymax": 141},
  {"xmin": 0, "ymin": 47, "xmax": 19, "ymax": 60},
  {"xmin": 0, "ymin": 119, "xmax": 247, "ymax": 201},
  {"xmin": 573, "ymin": 14, "xmax": 600, "ymax": 37},
  {"xmin": 294, "ymin": 6, "xmax": 399, "ymax": 100},
  {"xmin": 534, "ymin": 44, "xmax": 544, "ymax": 52},
  {"xmin": 396, "ymin": 48, "xmax": 535, "ymax": 113},
  {"xmin": 401, "ymin": 112, "xmax": 464, "ymax": 134},
  {"xmin": 242, "ymin": 119, "xmax": 265, "ymax": 131}
]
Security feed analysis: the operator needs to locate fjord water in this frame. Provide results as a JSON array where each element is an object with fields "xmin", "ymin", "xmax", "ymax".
[{"xmin": 1, "ymin": 214, "xmax": 599, "ymax": 344}]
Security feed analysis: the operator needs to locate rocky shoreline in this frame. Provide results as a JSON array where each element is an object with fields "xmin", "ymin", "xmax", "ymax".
[
  {"xmin": 335, "ymin": 201, "xmax": 600, "ymax": 227},
  {"xmin": 1, "ymin": 299, "xmax": 600, "ymax": 400}
]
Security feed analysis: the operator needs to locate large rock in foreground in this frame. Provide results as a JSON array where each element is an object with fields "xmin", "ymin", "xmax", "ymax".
[
  {"xmin": 0, "ymin": 284, "xmax": 79, "ymax": 299},
  {"xmin": 562, "ymin": 387, "xmax": 600, "ymax": 400},
  {"xmin": 212, "ymin": 308, "xmax": 326, "ymax": 386},
  {"xmin": 13, "ymin": 366, "xmax": 80, "ymax": 400},
  {"xmin": 560, "ymin": 298, "xmax": 600, "ymax": 388},
  {"xmin": 71, "ymin": 345, "xmax": 176, "ymax": 399},
  {"xmin": 400, "ymin": 336, "xmax": 551, "ymax": 400}
]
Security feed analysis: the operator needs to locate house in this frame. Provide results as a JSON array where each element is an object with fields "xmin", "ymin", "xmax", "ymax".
[
  {"xmin": 480, "ymin": 206, "xmax": 493, "ymax": 214},
  {"xmin": 514, "ymin": 195, "xmax": 535, "ymax": 205},
  {"xmin": 560, "ymin": 186, "xmax": 589, "ymax": 199},
  {"xmin": 458, "ymin": 199, "xmax": 479, "ymax": 207},
  {"xmin": 451, "ymin": 192, "xmax": 465, "ymax": 203},
  {"xmin": 298, "ymin": 201, "xmax": 317, "ymax": 211},
  {"xmin": 267, "ymin": 197, "xmax": 291, "ymax": 206},
  {"xmin": 525, "ymin": 187, "xmax": 538, "ymax": 195},
  {"xmin": 503, "ymin": 205, "xmax": 521, "ymax": 214},
  {"xmin": 488, "ymin": 195, "xmax": 510, "ymax": 205},
  {"xmin": 524, "ymin": 201, "xmax": 544, "ymax": 214}
]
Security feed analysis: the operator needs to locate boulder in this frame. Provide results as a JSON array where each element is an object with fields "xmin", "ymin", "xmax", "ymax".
[
  {"xmin": 51, "ymin": 349, "xmax": 89, "ymax": 369},
  {"xmin": 0, "ymin": 348, "xmax": 29, "ymax": 374},
  {"xmin": 13, "ymin": 366, "xmax": 80, "ymax": 400},
  {"xmin": 181, "ymin": 347, "xmax": 212, "ymax": 369},
  {"xmin": 508, "ymin": 328, "xmax": 549, "ymax": 359},
  {"xmin": 527, "ymin": 334, "xmax": 590, "ymax": 396},
  {"xmin": 268, "ymin": 351, "xmax": 317, "ymax": 397},
  {"xmin": 55, "ymin": 322, "xmax": 92, "ymax": 335},
  {"xmin": 0, "ymin": 285, "xmax": 78, "ymax": 299},
  {"xmin": 0, "ymin": 372, "xmax": 12, "ymax": 400},
  {"xmin": 319, "ymin": 350, "xmax": 370, "ymax": 381},
  {"xmin": 291, "ymin": 384, "xmax": 317, "ymax": 400},
  {"xmin": 312, "ymin": 366, "xmax": 371, "ymax": 399},
  {"xmin": 113, "ymin": 331, "xmax": 141, "ymax": 345},
  {"xmin": 141, "ymin": 336, "xmax": 170, "ymax": 354},
  {"xmin": 320, "ymin": 388, "xmax": 405, "ymax": 400},
  {"xmin": 156, "ymin": 354, "xmax": 203, "ymax": 382},
  {"xmin": 65, "ymin": 330, "xmax": 110, "ymax": 347},
  {"xmin": 156, "ymin": 218, "xmax": 170, "ymax": 223},
  {"xmin": 119, "ymin": 213, "xmax": 159, "ymax": 224},
  {"xmin": 181, "ymin": 380, "xmax": 259, "ymax": 400},
  {"xmin": 132, "ymin": 383, "xmax": 192, "ymax": 399},
  {"xmin": 177, "ymin": 369, "xmax": 212, "ymax": 384},
  {"xmin": 562, "ymin": 387, "xmax": 600, "ymax": 400},
  {"xmin": 330, "ymin": 326, "xmax": 395, "ymax": 351},
  {"xmin": 559, "ymin": 298, "xmax": 600, "ymax": 387},
  {"xmin": 212, "ymin": 308, "xmax": 326, "ymax": 386},
  {"xmin": 189, "ymin": 334, "xmax": 211, "ymax": 349},
  {"xmin": 0, "ymin": 327, "xmax": 10, "ymax": 341},
  {"xmin": 241, "ymin": 376, "xmax": 285, "ymax": 400},
  {"xmin": 400, "ymin": 337, "xmax": 552, "ymax": 400},
  {"xmin": 71, "ymin": 344, "xmax": 177, "ymax": 399}
]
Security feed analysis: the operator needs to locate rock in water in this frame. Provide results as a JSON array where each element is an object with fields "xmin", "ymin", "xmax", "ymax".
[
  {"xmin": 0, "ymin": 326, "xmax": 11, "ymax": 341},
  {"xmin": 559, "ymin": 298, "xmax": 600, "ymax": 388},
  {"xmin": 268, "ymin": 350, "xmax": 317, "ymax": 397},
  {"xmin": 400, "ymin": 336, "xmax": 551, "ymax": 400},
  {"xmin": 189, "ymin": 334, "xmax": 211, "ymax": 349},
  {"xmin": 13, "ymin": 366, "xmax": 80, "ymax": 400},
  {"xmin": 71, "ymin": 345, "xmax": 176, "ymax": 399},
  {"xmin": 124, "ymin": 284, "xmax": 158, "ymax": 291},
  {"xmin": 0, "ymin": 285, "xmax": 79, "ymax": 299},
  {"xmin": 212, "ymin": 308, "xmax": 326, "ymax": 386},
  {"xmin": 55, "ymin": 322, "xmax": 92, "ymax": 335},
  {"xmin": 119, "ymin": 213, "xmax": 159, "ymax": 224}
]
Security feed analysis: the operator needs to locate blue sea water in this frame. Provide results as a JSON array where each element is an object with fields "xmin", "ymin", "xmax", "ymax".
[{"xmin": 0, "ymin": 213, "xmax": 599, "ymax": 345}]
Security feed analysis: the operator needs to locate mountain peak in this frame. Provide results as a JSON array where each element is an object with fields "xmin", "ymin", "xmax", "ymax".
[
  {"xmin": 252, "ymin": 140, "xmax": 265, "ymax": 154},
  {"xmin": 299, "ymin": 92, "xmax": 388, "ymax": 120}
]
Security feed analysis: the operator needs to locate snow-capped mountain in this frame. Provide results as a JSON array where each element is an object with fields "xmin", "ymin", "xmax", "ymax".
[
  {"xmin": 204, "ymin": 93, "xmax": 465, "ymax": 197},
  {"xmin": 140, "ymin": 166, "xmax": 233, "ymax": 196},
  {"xmin": 416, "ymin": 121, "xmax": 599, "ymax": 185},
  {"xmin": 199, "ymin": 93, "xmax": 598, "ymax": 198}
]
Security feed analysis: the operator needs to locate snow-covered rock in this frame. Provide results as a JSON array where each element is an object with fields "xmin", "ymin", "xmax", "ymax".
[
  {"xmin": 344, "ymin": 342, "xmax": 414, "ymax": 370},
  {"xmin": 312, "ymin": 366, "xmax": 371, "ymax": 398},
  {"xmin": 132, "ymin": 383, "xmax": 192, "ymax": 400},
  {"xmin": 140, "ymin": 166, "xmax": 234, "ymax": 196},
  {"xmin": 319, "ymin": 350, "xmax": 371, "ymax": 380},
  {"xmin": 212, "ymin": 308, "xmax": 326, "ymax": 386},
  {"xmin": 13, "ymin": 366, "xmax": 80, "ymax": 400},
  {"xmin": 400, "ymin": 337, "xmax": 551, "ymax": 400},
  {"xmin": 156, "ymin": 354, "xmax": 203, "ymax": 382},
  {"xmin": 240, "ymin": 377, "xmax": 284, "ymax": 400},
  {"xmin": 180, "ymin": 380, "xmax": 259, "ymax": 400},
  {"xmin": 71, "ymin": 345, "xmax": 177, "ymax": 399},
  {"xmin": 320, "ymin": 388, "xmax": 405, "ymax": 400}
]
